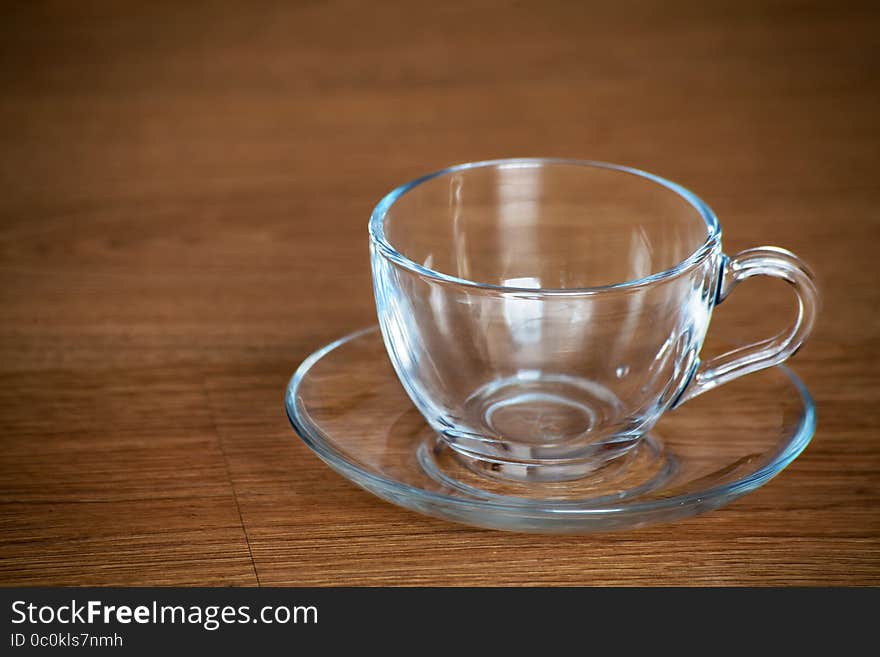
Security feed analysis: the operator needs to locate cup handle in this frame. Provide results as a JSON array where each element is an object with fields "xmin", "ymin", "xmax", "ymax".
[{"xmin": 671, "ymin": 246, "xmax": 819, "ymax": 408}]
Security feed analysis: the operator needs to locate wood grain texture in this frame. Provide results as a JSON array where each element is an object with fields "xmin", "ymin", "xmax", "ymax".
[{"xmin": 1, "ymin": 0, "xmax": 878, "ymax": 585}]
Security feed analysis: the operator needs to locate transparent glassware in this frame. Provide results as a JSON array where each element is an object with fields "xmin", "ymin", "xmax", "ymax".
[
  {"xmin": 285, "ymin": 328, "xmax": 816, "ymax": 533},
  {"xmin": 369, "ymin": 159, "xmax": 818, "ymax": 482}
]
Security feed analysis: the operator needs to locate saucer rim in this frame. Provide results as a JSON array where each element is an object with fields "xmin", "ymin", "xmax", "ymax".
[{"xmin": 285, "ymin": 326, "xmax": 816, "ymax": 518}]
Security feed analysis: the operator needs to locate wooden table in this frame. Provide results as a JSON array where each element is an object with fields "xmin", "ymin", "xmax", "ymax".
[{"xmin": 1, "ymin": 1, "xmax": 877, "ymax": 586}]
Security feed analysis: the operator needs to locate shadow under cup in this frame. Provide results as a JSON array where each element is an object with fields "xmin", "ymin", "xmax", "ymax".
[{"xmin": 370, "ymin": 159, "xmax": 723, "ymax": 482}]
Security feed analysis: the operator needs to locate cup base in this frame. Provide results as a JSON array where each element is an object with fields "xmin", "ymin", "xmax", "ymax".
[
  {"xmin": 419, "ymin": 432, "xmax": 674, "ymax": 501},
  {"xmin": 462, "ymin": 372, "xmax": 623, "ymax": 447},
  {"xmin": 435, "ymin": 371, "xmax": 649, "ymax": 482},
  {"xmin": 443, "ymin": 435, "xmax": 643, "ymax": 483}
]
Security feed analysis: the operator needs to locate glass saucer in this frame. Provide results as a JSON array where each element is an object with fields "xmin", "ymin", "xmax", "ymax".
[{"xmin": 285, "ymin": 327, "xmax": 816, "ymax": 533}]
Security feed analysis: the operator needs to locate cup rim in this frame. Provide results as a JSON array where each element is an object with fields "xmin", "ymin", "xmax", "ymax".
[{"xmin": 369, "ymin": 158, "xmax": 722, "ymax": 295}]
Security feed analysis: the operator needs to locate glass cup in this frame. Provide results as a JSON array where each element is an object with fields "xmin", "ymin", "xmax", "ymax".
[{"xmin": 370, "ymin": 159, "xmax": 818, "ymax": 482}]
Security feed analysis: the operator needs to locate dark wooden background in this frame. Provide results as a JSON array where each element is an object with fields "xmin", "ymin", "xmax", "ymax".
[{"xmin": 1, "ymin": 0, "xmax": 878, "ymax": 585}]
